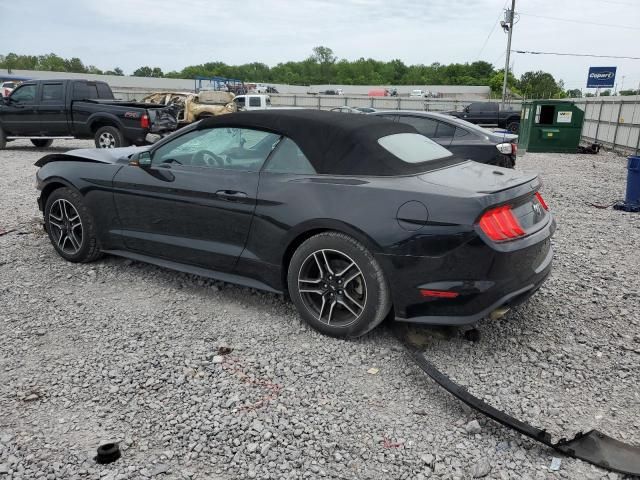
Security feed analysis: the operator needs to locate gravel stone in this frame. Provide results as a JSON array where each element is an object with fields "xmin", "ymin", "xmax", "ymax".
[
  {"xmin": 465, "ymin": 420, "xmax": 482, "ymax": 434},
  {"xmin": 0, "ymin": 141, "xmax": 638, "ymax": 479}
]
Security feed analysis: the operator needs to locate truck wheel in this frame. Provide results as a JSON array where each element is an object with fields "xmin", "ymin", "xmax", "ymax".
[
  {"xmin": 31, "ymin": 139, "xmax": 54, "ymax": 148},
  {"xmin": 95, "ymin": 126, "xmax": 125, "ymax": 149},
  {"xmin": 0, "ymin": 127, "xmax": 6, "ymax": 150},
  {"xmin": 506, "ymin": 121, "xmax": 520, "ymax": 133}
]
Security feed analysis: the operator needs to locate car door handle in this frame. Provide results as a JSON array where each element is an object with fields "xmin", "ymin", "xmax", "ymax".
[{"xmin": 215, "ymin": 190, "xmax": 248, "ymax": 201}]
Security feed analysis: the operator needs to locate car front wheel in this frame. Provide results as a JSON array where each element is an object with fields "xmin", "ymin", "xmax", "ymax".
[
  {"xmin": 44, "ymin": 187, "xmax": 102, "ymax": 263},
  {"xmin": 287, "ymin": 232, "xmax": 391, "ymax": 338}
]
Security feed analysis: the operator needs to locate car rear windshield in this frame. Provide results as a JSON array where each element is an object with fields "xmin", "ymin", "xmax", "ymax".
[{"xmin": 377, "ymin": 133, "xmax": 452, "ymax": 164}]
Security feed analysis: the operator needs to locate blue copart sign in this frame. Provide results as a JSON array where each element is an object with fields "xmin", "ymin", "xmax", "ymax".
[{"xmin": 587, "ymin": 67, "xmax": 617, "ymax": 88}]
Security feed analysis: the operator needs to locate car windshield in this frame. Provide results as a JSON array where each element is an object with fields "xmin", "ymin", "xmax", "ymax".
[{"xmin": 378, "ymin": 133, "xmax": 452, "ymax": 164}]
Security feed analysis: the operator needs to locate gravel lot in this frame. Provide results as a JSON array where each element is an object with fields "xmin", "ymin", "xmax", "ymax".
[{"xmin": 0, "ymin": 139, "xmax": 638, "ymax": 480}]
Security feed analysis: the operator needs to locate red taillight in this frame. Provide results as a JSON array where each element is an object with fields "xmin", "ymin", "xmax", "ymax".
[
  {"xmin": 420, "ymin": 289, "xmax": 459, "ymax": 299},
  {"xmin": 479, "ymin": 205, "xmax": 525, "ymax": 242},
  {"xmin": 140, "ymin": 114, "xmax": 150, "ymax": 129},
  {"xmin": 535, "ymin": 192, "xmax": 549, "ymax": 211},
  {"xmin": 511, "ymin": 143, "xmax": 518, "ymax": 155}
]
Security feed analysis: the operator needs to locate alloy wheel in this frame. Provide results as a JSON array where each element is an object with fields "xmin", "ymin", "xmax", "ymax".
[
  {"xmin": 98, "ymin": 132, "xmax": 116, "ymax": 148},
  {"xmin": 297, "ymin": 249, "xmax": 367, "ymax": 327},
  {"xmin": 48, "ymin": 199, "xmax": 83, "ymax": 255}
]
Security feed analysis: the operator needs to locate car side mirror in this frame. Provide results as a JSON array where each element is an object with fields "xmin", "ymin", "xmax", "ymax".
[
  {"xmin": 129, "ymin": 151, "xmax": 152, "ymax": 167},
  {"xmin": 464, "ymin": 106, "xmax": 469, "ymax": 113}
]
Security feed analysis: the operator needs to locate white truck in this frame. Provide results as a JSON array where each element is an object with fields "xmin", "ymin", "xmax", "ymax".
[{"xmin": 233, "ymin": 94, "xmax": 272, "ymax": 111}]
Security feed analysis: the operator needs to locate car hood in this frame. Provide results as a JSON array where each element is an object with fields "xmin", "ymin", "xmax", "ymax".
[{"xmin": 35, "ymin": 146, "xmax": 149, "ymax": 167}]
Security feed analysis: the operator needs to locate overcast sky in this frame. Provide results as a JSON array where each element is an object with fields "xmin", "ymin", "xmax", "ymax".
[{"xmin": 2, "ymin": 0, "xmax": 639, "ymax": 90}]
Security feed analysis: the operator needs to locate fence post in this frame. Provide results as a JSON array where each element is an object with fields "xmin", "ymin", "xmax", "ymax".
[
  {"xmin": 370, "ymin": 97, "xmax": 374, "ymax": 108},
  {"xmin": 317, "ymin": 96, "xmax": 321, "ymax": 110},
  {"xmin": 594, "ymin": 100, "xmax": 604, "ymax": 144},
  {"xmin": 293, "ymin": 95, "xmax": 297, "ymax": 107},
  {"xmin": 397, "ymin": 97, "xmax": 401, "ymax": 110},
  {"xmin": 612, "ymin": 101, "xmax": 623, "ymax": 153},
  {"xmin": 344, "ymin": 96, "xmax": 348, "ymax": 106}
]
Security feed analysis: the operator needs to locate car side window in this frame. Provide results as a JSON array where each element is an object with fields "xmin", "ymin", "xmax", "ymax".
[
  {"xmin": 263, "ymin": 137, "xmax": 316, "ymax": 174},
  {"xmin": 397, "ymin": 116, "xmax": 438, "ymax": 137},
  {"xmin": 152, "ymin": 127, "xmax": 280, "ymax": 171},
  {"xmin": 235, "ymin": 97, "xmax": 246, "ymax": 107},
  {"xmin": 434, "ymin": 121, "xmax": 456, "ymax": 138},
  {"xmin": 454, "ymin": 127, "xmax": 470, "ymax": 138},
  {"xmin": 97, "ymin": 83, "xmax": 114, "ymax": 99},
  {"xmin": 41, "ymin": 84, "xmax": 63, "ymax": 102},
  {"xmin": 10, "ymin": 84, "xmax": 37, "ymax": 104},
  {"xmin": 249, "ymin": 97, "xmax": 261, "ymax": 107}
]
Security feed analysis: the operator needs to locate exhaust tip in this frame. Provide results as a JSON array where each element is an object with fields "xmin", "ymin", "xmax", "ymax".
[{"xmin": 489, "ymin": 306, "xmax": 510, "ymax": 321}]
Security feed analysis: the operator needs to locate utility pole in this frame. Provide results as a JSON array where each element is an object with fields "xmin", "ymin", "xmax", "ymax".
[{"xmin": 501, "ymin": 0, "xmax": 516, "ymax": 108}]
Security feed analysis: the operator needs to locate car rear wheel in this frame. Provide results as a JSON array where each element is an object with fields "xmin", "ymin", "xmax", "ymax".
[
  {"xmin": 0, "ymin": 126, "xmax": 6, "ymax": 150},
  {"xmin": 95, "ymin": 126, "xmax": 126, "ymax": 149},
  {"xmin": 31, "ymin": 139, "xmax": 53, "ymax": 148},
  {"xmin": 287, "ymin": 232, "xmax": 391, "ymax": 338},
  {"xmin": 44, "ymin": 188, "xmax": 102, "ymax": 263}
]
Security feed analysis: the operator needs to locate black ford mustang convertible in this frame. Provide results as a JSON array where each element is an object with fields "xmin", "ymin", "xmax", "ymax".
[{"xmin": 36, "ymin": 110, "xmax": 555, "ymax": 338}]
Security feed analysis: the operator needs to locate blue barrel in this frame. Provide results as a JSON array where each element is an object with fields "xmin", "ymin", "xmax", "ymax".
[{"xmin": 625, "ymin": 156, "xmax": 640, "ymax": 206}]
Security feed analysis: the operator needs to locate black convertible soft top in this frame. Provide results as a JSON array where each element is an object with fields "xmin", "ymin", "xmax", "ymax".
[{"xmin": 197, "ymin": 109, "xmax": 455, "ymax": 176}]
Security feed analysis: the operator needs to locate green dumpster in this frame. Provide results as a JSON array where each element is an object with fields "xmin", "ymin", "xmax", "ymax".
[{"xmin": 517, "ymin": 100, "xmax": 584, "ymax": 154}]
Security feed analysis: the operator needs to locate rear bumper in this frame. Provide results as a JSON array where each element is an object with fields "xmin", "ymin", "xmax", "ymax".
[{"xmin": 380, "ymin": 218, "xmax": 555, "ymax": 326}]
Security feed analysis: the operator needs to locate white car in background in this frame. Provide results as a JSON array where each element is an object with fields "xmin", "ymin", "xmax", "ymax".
[{"xmin": 410, "ymin": 89, "xmax": 425, "ymax": 98}]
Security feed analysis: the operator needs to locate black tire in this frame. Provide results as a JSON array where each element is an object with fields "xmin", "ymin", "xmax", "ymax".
[
  {"xmin": 94, "ymin": 125, "xmax": 127, "ymax": 149},
  {"xmin": 506, "ymin": 121, "xmax": 520, "ymax": 133},
  {"xmin": 0, "ymin": 126, "xmax": 6, "ymax": 150},
  {"xmin": 495, "ymin": 155, "xmax": 515, "ymax": 169},
  {"xmin": 44, "ymin": 187, "xmax": 102, "ymax": 263},
  {"xmin": 287, "ymin": 232, "xmax": 391, "ymax": 338},
  {"xmin": 31, "ymin": 139, "xmax": 53, "ymax": 148}
]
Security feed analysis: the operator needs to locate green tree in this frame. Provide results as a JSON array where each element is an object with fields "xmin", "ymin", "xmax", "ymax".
[
  {"xmin": 518, "ymin": 71, "xmax": 562, "ymax": 99},
  {"xmin": 311, "ymin": 46, "xmax": 337, "ymax": 83},
  {"xmin": 489, "ymin": 70, "xmax": 519, "ymax": 96},
  {"xmin": 133, "ymin": 66, "xmax": 153, "ymax": 77},
  {"xmin": 566, "ymin": 88, "xmax": 582, "ymax": 98},
  {"xmin": 65, "ymin": 57, "xmax": 87, "ymax": 73}
]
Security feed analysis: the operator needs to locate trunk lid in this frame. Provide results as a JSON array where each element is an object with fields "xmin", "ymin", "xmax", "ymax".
[{"xmin": 418, "ymin": 160, "xmax": 537, "ymax": 194}]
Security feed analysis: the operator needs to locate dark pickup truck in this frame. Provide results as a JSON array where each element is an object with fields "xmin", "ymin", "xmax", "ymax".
[
  {"xmin": 0, "ymin": 79, "xmax": 177, "ymax": 149},
  {"xmin": 447, "ymin": 102, "xmax": 521, "ymax": 133}
]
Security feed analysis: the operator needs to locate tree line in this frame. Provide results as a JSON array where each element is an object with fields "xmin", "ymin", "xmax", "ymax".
[{"xmin": 3, "ymin": 47, "xmax": 629, "ymax": 98}]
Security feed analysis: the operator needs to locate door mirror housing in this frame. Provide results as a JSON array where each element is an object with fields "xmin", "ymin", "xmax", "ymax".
[{"xmin": 129, "ymin": 150, "xmax": 152, "ymax": 167}]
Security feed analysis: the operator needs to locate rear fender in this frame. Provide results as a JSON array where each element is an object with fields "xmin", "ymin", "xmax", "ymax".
[{"xmin": 88, "ymin": 112, "xmax": 124, "ymax": 132}]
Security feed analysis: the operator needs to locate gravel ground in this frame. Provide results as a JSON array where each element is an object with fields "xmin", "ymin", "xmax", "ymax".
[{"xmin": 0, "ymin": 139, "xmax": 638, "ymax": 480}]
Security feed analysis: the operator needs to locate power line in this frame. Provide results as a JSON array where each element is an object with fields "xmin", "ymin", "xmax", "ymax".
[
  {"xmin": 513, "ymin": 50, "xmax": 640, "ymax": 60},
  {"xmin": 476, "ymin": 0, "xmax": 508, "ymax": 60},
  {"xmin": 518, "ymin": 12, "xmax": 640, "ymax": 31}
]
